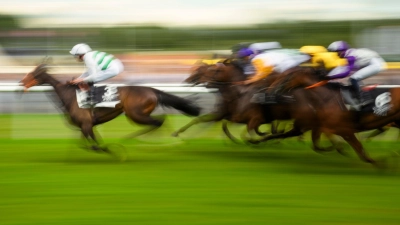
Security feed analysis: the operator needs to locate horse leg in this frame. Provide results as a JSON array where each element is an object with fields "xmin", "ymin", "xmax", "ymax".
[
  {"xmin": 362, "ymin": 126, "xmax": 389, "ymax": 141},
  {"xmin": 222, "ymin": 120, "xmax": 242, "ymax": 144},
  {"xmin": 248, "ymin": 125, "xmax": 304, "ymax": 144},
  {"xmin": 124, "ymin": 112, "xmax": 165, "ymax": 139},
  {"xmin": 171, "ymin": 113, "xmax": 223, "ymax": 137},
  {"xmin": 242, "ymin": 117, "xmax": 268, "ymax": 144},
  {"xmin": 311, "ymin": 129, "xmax": 336, "ymax": 153},
  {"xmin": 270, "ymin": 120, "xmax": 279, "ymax": 134},
  {"xmin": 255, "ymin": 124, "xmax": 269, "ymax": 136},
  {"xmin": 80, "ymin": 122, "xmax": 101, "ymax": 151},
  {"xmin": 341, "ymin": 133, "xmax": 375, "ymax": 164}
]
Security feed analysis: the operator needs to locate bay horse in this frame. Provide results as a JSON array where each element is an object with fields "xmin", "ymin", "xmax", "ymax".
[
  {"xmin": 172, "ymin": 61, "xmax": 276, "ymax": 142},
  {"xmin": 254, "ymin": 67, "xmax": 400, "ymax": 164},
  {"xmin": 173, "ymin": 61, "xmax": 333, "ymax": 151},
  {"xmin": 20, "ymin": 62, "xmax": 201, "ymax": 151}
]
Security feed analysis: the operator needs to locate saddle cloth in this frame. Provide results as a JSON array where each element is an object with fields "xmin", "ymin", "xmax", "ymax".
[
  {"xmin": 76, "ymin": 85, "xmax": 120, "ymax": 108},
  {"xmin": 340, "ymin": 85, "xmax": 392, "ymax": 116}
]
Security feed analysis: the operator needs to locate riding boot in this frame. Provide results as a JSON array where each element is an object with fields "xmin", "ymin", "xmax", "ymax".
[
  {"xmin": 88, "ymin": 83, "xmax": 95, "ymax": 106},
  {"xmin": 349, "ymin": 78, "xmax": 363, "ymax": 106}
]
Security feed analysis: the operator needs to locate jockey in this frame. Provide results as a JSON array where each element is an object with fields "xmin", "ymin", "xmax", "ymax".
[
  {"xmin": 326, "ymin": 41, "xmax": 386, "ymax": 105},
  {"xmin": 70, "ymin": 43, "xmax": 124, "ymax": 104},
  {"xmin": 236, "ymin": 48, "xmax": 256, "ymax": 75},
  {"xmin": 236, "ymin": 42, "xmax": 282, "ymax": 76},
  {"xmin": 239, "ymin": 47, "xmax": 310, "ymax": 85}
]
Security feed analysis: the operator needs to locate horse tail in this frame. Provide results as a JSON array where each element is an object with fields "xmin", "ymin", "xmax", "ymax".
[{"xmin": 155, "ymin": 90, "xmax": 201, "ymax": 116}]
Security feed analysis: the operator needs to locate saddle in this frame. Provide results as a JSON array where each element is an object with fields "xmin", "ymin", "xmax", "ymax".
[
  {"xmin": 334, "ymin": 83, "xmax": 392, "ymax": 115},
  {"xmin": 250, "ymin": 88, "xmax": 295, "ymax": 104},
  {"xmin": 76, "ymin": 84, "xmax": 120, "ymax": 108}
]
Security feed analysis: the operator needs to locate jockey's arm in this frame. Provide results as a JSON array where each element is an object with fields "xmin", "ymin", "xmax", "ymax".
[
  {"xmin": 326, "ymin": 56, "xmax": 355, "ymax": 79},
  {"xmin": 80, "ymin": 57, "xmax": 98, "ymax": 83}
]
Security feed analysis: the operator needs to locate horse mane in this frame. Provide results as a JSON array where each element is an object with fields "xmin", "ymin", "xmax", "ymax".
[
  {"xmin": 273, "ymin": 67, "xmax": 325, "ymax": 93},
  {"xmin": 222, "ymin": 59, "xmax": 244, "ymax": 74}
]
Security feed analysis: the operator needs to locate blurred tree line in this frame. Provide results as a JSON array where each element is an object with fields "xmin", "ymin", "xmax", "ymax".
[{"xmin": 0, "ymin": 13, "xmax": 400, "ymax": 56}]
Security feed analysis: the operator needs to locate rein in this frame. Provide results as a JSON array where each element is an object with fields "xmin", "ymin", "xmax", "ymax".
[{"xmin": 305, "ymin": 80, "xmax": 328, "ymax": 89}]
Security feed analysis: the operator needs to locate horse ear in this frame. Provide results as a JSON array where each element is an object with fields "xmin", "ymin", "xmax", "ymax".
[{"xmin": 42, "ymin": 56, "xmax": 53, "ymax": 65}]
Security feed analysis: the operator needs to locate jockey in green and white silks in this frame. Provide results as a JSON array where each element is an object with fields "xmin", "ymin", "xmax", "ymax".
[{"xmin": 70, "ymin": 43, "xmax": 124, "ymax": 84}]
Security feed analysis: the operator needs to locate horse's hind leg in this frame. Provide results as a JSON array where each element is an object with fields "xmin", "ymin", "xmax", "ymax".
[
  {"xmin": 124, "ymin": 112, "xmax": 165, "ymax": 139},
  {"xmin": 171, "ymin": 113, "xmax": 223, "ymax": 137}
]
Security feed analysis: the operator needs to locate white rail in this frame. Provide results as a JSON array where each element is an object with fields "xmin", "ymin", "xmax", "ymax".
[
  {"xmin": 0, "ymin": 83, "xmax": 398, "ymax": 93},
  {"xmin": 0, "ymin": 83, "xmax": 217, "ymax": 93}
]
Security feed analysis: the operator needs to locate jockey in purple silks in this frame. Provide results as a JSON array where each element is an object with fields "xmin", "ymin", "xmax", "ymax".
[{"xmin": 326, "ymin": 41, "xmax": 386, "ymax": 105}]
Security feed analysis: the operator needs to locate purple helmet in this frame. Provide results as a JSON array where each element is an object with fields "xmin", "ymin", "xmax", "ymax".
[
  {"xmin": 327, "ymin": 41, "xmax": 350, "ymax": 52},
  {"xmin": 237, "ymin": 48, "xmax": 254, "ymax": 58}
]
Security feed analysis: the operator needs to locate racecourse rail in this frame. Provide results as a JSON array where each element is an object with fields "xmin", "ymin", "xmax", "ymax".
[
  {"xmin": 0, "ymin": 83, "xmax": 218, "ymax": 93},
  {"xmin": 1, "ymin": 83, "xmax": 400, "ymax": 114},
  {"xmin": 0, "ymin": 83, "xmax": 218, "ymax": 114},
  {"xmin": 0, "ymin": 83, "xmax": 399, "ymax": 92}
]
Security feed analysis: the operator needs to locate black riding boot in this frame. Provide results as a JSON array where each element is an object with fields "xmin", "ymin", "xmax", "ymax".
[
  {"xmin": 88, "ymin": 83, "xmax": 96, "ymax": 106},
  {"xmin": 349, "ymin": 78, "xmax": 363, "ymax": 105}
]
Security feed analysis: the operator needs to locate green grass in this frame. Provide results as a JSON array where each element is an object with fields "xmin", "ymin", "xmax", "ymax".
[{"xmin": 1, "ymin": 114, "xmax": 400, "ymax": 225}]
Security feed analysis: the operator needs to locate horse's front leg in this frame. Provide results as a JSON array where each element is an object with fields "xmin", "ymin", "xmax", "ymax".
[
  {"xmin": 311, "ymin": 128, "xmax": 336, "ymax": 153},
  {"xmin": 80, "ymin": 122, "xmax": 102, "ymax": 151},
  {"xmin": 171, "ymin": 112, "xmax": 225, "ymax": 137},
  {"xmin": 248, "ymin": 123, "xmax": 304, "ymax": 144},
  {"xmin": 341, "ymin": 133, "xmax": 375, "ymax": 164}
]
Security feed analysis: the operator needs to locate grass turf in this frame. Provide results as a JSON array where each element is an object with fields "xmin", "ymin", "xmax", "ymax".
[{"xmin": 1, "ymin": 114, "xmax": 400, "ymax": 225}]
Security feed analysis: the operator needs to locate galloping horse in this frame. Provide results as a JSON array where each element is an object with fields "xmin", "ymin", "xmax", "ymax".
[
  {"xmin": 255, "ymin": 68, "xmax": 400, "ymax": 164},
  {"xmin": 172, "ymin": 61, "xmax": 275, "ymax": 141},
  {"xmin": 20, "ymin": 62, "xmax": 201, "ymax": 151},
  {"xmin": 173, "ymin": 61, "xmax": 330, "ymax": 149}
]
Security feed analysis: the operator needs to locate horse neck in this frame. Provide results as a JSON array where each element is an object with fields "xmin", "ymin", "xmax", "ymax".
[
  {"xmin": 226, "ymin": 65, "xmax": 246, "ymax": 82},
  {"xmin": 284, "ymin": 69, "xmax": 320, "ymax": 91},
  {"xmin": 40, "ymin": 73, "xmax": 61, "ymax": 87},
  {"xmin": 42, "ymin": 73, "xmax": 76, "ymax": 108}
]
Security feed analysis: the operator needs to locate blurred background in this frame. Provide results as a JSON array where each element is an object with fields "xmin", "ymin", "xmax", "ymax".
[
  {"xmin": 1, "ymin": 0, "xmax": 400, "ymax": 113},
  {"xmin": 1, "ymin": 0, "xmax": 400, "ymax": 82}
]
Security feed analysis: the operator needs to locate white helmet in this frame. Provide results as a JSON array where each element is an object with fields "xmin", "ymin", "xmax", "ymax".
[{"xmin": 69, "ymin": 43, "xmax": 92, "ymax": 55}]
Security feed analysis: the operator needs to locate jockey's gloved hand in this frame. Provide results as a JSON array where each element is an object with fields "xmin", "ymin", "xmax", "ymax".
[{"xmin": 321, "ymin": 76, "xmax": 331, "ymax": 80}]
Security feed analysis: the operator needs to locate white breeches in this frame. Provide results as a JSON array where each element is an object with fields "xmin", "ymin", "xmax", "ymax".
[{"xmin": 350, "ymin": 57, "xmax": 386, "ymax": 81}]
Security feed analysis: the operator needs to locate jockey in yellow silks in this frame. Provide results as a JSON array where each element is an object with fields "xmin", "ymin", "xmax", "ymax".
[{"xmin": 299, "ymin": 45, "xmax": 347, "ymax": 70}]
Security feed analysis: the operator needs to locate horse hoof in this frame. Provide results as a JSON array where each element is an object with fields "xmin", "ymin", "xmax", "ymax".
[
  {"xmin": 171, "ymin": 132, "xmax": 179, "ymax": 137},
  {"xmin": 246, "ymin": 139, "xmax": 260, "ymax": 145},
  {"xmin": 91, "ymin": 145, "xmax": 102, "ymax": 151}
]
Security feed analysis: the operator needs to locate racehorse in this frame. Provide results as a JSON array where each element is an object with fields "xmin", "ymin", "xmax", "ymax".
[
  {"xmin": 254, "ymin": 67, "xmax": 400, "ymax": 164},
  {"xmin": 173, "ymin": 61, "xmax": 333, "ymax": 150},
  {"xmin": 20, "ymin": 61, "xmax": 201, "ymax": 152},
  {"xmin": 172, "ymin": 61, "xmax": 275, "ymax": 142}
]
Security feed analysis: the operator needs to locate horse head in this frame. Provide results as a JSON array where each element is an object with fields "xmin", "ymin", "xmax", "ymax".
[
  {"xmin": 20, "ymin": 62, "xmax": 51, "ymax": 90},
  {"xmin": 184, "ymin": 62, "xmax": 210, "ymax": 85}
]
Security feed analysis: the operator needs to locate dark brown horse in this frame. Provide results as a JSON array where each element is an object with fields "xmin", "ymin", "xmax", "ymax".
[
  {"xmin": 172, "ymin": 61, "xmax": 277, "ymax": 142},
  {"xmin": 255, "ymin": 68, "xmax": 400, "ymax": 164},
  {"xmin": 20, "ymin": 62, "xmax": 201, "ymax": 151},
  {"xmin": 173, "ymin": 62, "xmax": 330, "ymax": 149}
]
